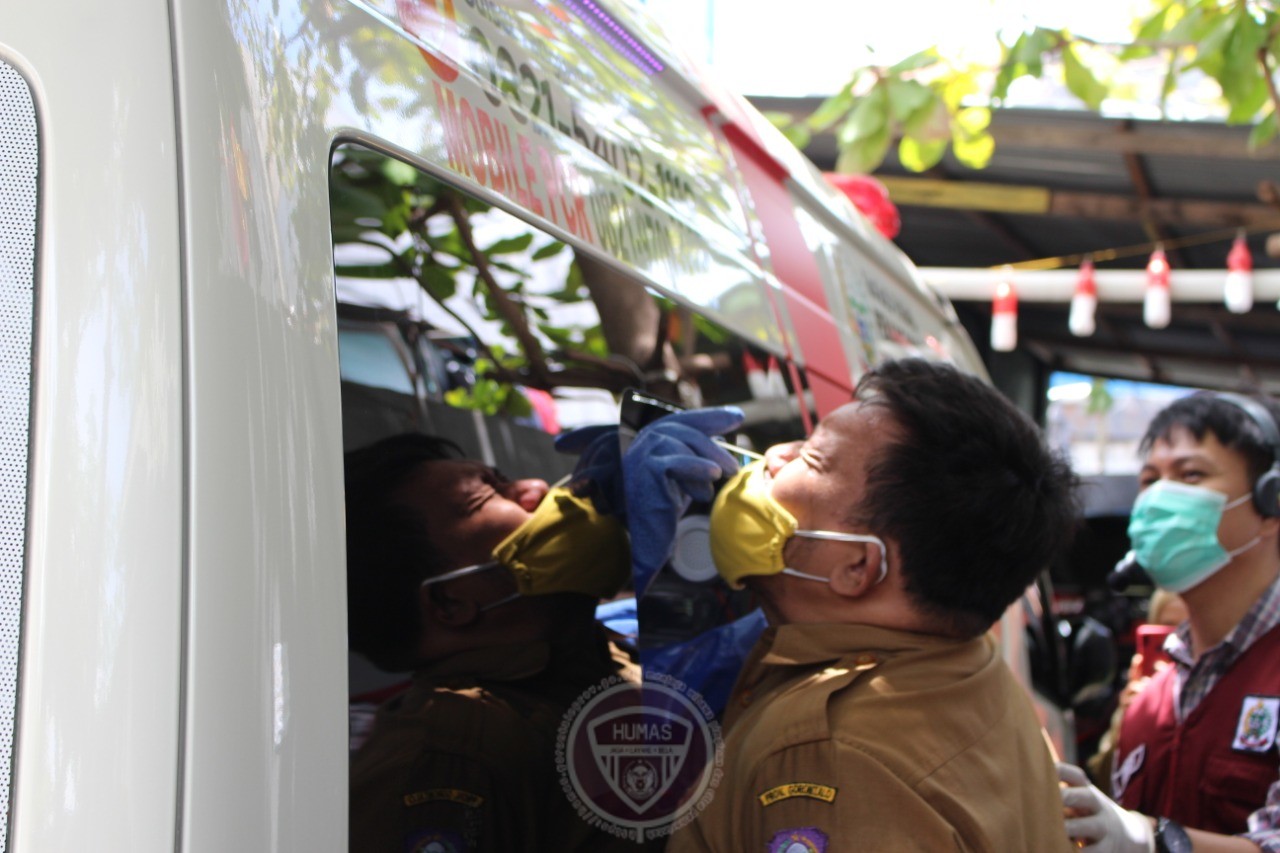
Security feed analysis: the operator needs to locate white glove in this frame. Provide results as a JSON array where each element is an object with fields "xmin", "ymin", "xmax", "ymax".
[{"xmin": 1058, "ymin": 762, "xmax": 1155, "ymax": 853}]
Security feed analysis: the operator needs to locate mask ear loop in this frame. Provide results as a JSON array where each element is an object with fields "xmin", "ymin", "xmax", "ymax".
[
  {"xmin": 420, "ymin": 561, "xmax": 501, "ymax": 588},
  {"xmin": 420, "ymin": 561, "xmax": 518, "ymax": 611},
  {"xmin": 788, "ymin": 531, "xmax": 889, "ymax": 586}
]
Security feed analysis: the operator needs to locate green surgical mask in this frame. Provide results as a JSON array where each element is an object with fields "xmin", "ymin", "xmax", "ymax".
[{"xmin": 1127, "ymin": 480, "xmax": 1258, "ymax": 593}]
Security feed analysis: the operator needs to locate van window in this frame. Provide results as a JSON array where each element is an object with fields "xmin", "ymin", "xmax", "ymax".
[{"xmin": 329, "ymin": 143, "xmax": 808, "ymax": 834}]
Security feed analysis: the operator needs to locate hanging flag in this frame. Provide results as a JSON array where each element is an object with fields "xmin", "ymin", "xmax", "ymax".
[
  {"xmin": 1144, "ymin": 246, "xmax": 1171, "ymax": 329},
  {"xmin": 1225, "ymin": 231, "xmax": 1254, "ymax": 314},
  {"xmin": 1069, "ymin": 258, "xmax": 1098, "ymax": 337},
  {"xmin": 991, "ymin": 273, "xmax": 1017, "ymax": 352}
]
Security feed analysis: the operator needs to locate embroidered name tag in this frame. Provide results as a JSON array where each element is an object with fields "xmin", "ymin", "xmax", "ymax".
[
  {"xmin": 1233, "ymin": 695, "xmax": 1280, "ymax": 753},
  {"xmin": 403, "ymin": 788, "xmax": 485, "ymax": 808},
  {"xmin": 758, "ymin": 783, "xmax": 838, "ymax": 806}
]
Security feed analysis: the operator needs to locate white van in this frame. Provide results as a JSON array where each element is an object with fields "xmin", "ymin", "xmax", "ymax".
[{"xmin": 0, "ymin": 1, "xmax": 1043, "ymax": 849}]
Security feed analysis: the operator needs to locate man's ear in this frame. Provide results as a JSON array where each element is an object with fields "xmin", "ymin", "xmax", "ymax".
[
  {"xmin": 419, "ymin": 582, "xmax": 480, "ymax": 628},
  {"xmin": 828, "ymin": 540, "xmax": 887, "ymax": 599}
]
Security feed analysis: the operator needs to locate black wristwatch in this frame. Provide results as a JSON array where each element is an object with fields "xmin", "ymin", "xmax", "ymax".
[{"xmin": 1153, "ymin": 817, "xmax": 1192, "ymax": 853}]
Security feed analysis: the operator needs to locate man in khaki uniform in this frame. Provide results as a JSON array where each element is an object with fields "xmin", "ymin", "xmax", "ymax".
[
  {"xmin": 344, "ymin": 434, "xmax": 648, "ymax": 853},
  {"xmin": 669, "ymin": 359, "xmax": 1079, "ymax": 852}
]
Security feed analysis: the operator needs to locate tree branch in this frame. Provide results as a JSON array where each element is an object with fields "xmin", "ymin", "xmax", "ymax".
[
  {"xmin": 377, "ymin": 244, "xmax": 523, "ymax": 387},
  {"xmin": 1261, "ymin": 45, "xmax": 1280, "ymax": 128},
  {"xmin": 442, "ymin": 193, "xmax": 552, "ymax": 386}
]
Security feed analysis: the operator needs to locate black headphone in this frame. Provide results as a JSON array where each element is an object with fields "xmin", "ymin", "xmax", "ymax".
[{"xmin": 1214, "ymin": 392, "xmax": 1280, "ymax": 518}]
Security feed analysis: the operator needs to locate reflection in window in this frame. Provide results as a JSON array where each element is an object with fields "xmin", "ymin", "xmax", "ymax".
[{"xmin": 330, "ymin": 143, "xmax": 807, "ymax": 453}]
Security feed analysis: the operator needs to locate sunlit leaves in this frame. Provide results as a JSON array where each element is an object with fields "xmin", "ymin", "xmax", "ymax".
[
  {"xmin": 951, "ymin": 107, "xmax": 994, "ymax": 169},
  {"xmin": 1062, "ymin": 44, "xmax": 1107, "ymax": 110},
  {"xmin": 806, "ymin": 0, "xmax": 1280, "ymax": 173},
  {"xmin": 1250, "ymin": 110, "xmax": 1279, "ymax": 148}
]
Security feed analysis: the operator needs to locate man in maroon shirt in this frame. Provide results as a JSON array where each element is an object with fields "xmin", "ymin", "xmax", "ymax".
[{"xmin": 1060, "ymin": 392, "xmax": 1280, "ymax": 853}]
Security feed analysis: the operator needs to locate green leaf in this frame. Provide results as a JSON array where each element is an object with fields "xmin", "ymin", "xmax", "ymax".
[
  {"xmin": 334, "ymin": 261, "xmax": 401, "ymax": 279},
  {"xmin": 889, "ymin": 48, "xmax": 940, "ymax": 74},
  {"xmin": 805, "ymin": 84, "xmax": 857, "ymax": 131},
  {"xmin": 898, "ymin": 135, "xmax": 948, "ymax": 172},
  {"xmin": 1122, "ymin": 4, "xmax": 1171, "ymax": 60},
  {"xmin": 329, "ymin": 181, "xmax": 391, "ymax": 224},
  {"xmin": 531, "ymin": 240, "xmax": 566, "ymax": 261},
  {"xmin": 835, "ymin": 121, "xmax": 892, "ymax": 174},
  {"xmin": 420, "ymin": 264, "xmax": 457, "ymax": 301},
  {"xmin": 992, "ymin": 35, "xmax": 1025, "ymax": 101},
  {"xmin": 1226, "ymin": 75, "xmax": 1268, "ymax": 124},
  {"xmin": 1018, "ymin": 27, "xmax": 1058, "ymax": 78},
  {"xmin": 761, "ymin": 110, "xmax": 796, "ymax": 129},
  {"xmin": 887, "ymin": 79, "xmax": 935, "ymax": 123},
  {"xmin": 951, "ymin": 128, "xmax": 994, "ymax": 169},
  {"xmin": 837, "ymin": 85, "xmax": 889, "ymax": 147},
  {"xmin": 953, "ymin": 106, "xmax": 991, "ymax": 136},
  {"xmin": 1177, "ymin": 6, "xmax": 1228, "ymax": 54},
  {"xmin": 903, "ymin": 95, "xmax": 949, "ymax": 142},
  {"xmin": 780, "ymin": 123, "xmax": 813, "ymax": 150},
  {"xmin": 502, "ymin": 390, "xmax": 533, "ymax": 419},
  {"xmin": 483, "ymin": 233, "xmax": 535, "ymax": 255},
  {"xmin": 1062, "ymin": 44, "xmax": 1108, "ymax": 110},
  {"xmin": 1249, "ymin": 111, "xmax": 1279, "ymax": 149},
  {"xmin": 1167, "ymin": 3, "xmax": 1212, "ymax": 42},
  {"xmin": 381, "ymin": 158, "xmax": 419, "ymax": 187}
]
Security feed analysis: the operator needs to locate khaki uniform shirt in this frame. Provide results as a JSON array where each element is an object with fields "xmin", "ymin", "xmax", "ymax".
[
  {"xmin": 350, "ymin": 624, "xmax": 647, "ymax": 853},
  {"xmin": 668, "ymin": 623, "xmax": 1071, "ymax": 853}
]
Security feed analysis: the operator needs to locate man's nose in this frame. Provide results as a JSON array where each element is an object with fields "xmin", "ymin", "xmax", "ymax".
[
  {"xmin": 507, "ymin": 478, "xmax": 549, "ymax": 511},
  {"xmin": 764, "ymin": 440, "xmax": 803, "ymax": 478}
]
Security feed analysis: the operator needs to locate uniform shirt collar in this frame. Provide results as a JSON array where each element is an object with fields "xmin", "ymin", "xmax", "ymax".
[{"xmin": 759, "ymin": 621, "xmax": 973, "ymax": 668}]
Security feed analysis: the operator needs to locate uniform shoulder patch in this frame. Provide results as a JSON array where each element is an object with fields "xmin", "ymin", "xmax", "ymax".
[
  {"xmin": 758, "ymin": 783, "xmax": 837, "ymax": 806},
  {"xmin": 768, "ymin": 826, "xmax": 828, "ymax": 853},
  {"xmin": 1233, "ymin": 695, "xmax": 1280, "ymax": 753},
  {"xmin": 403, "ymin": 788, "xmax": 485, "ymax": 808}
]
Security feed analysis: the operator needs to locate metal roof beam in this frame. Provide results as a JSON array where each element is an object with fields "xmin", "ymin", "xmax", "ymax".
[{"xmin": 880, "ymin": 176, "xmax": 1280, "ymax": 227}]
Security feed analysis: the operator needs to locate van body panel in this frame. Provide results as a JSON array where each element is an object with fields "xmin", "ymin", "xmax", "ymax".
[
  {"xmin": 167, "ymin": 1, "xmax": 351, "ymax": 850},
  {"xmin": 1, "ymin": 5, "xmax": 185, "ymax": 852}
]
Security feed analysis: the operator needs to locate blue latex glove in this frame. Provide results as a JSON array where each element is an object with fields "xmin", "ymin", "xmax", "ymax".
[
  {"xmin": 623, "ymin": 407, "xmax": 745, "ymax": 596},
  {"xmin": 554, "ymin": 424, "xmax": 624, "ymax": 517},
  {"xmin": 642, "ymin": 608, "xmax": 768, "ymax": 718}
]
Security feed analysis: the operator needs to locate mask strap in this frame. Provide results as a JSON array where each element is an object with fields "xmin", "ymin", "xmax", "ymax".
[
  {"xmin": 1224, "ymin": 492, "xmax": 1253, "ymax": 512},
  {"xmin": 788, "ymin": 530, "xmax": 889, "ymax": 586},
  {"xmin": 421, "ymin": 561, "xmax": 519, "ymax": 613},
  {"xmin": 420, "ymin": 561, "xmax": 502, "ymax": 587}
]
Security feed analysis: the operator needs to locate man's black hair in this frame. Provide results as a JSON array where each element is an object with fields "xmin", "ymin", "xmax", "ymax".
[
  {"xmin": 1139, "ymin": 392, "xmax": 1280, "ymax": 485},
  {"xmin": 344, "ymin": 433, "xmax": 464, "ymax": 671},
  {"xmin": 853, "ymin": 359, "xmax": 1081, "ymax": 638}
]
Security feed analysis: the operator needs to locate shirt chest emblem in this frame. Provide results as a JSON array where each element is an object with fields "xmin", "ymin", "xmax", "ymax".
[
  {"xmin": 1233, "ymin": 695, "xmax": 1280, "ymax": 753},
  {"xmin": 768, "ymin": 827, "xmax": 828, "ymax": 853}
]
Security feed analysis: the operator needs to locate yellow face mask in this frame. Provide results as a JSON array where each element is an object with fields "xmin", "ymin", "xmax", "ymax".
[
  {"xmin": 709, "ymin": 460, "xmax": 887, "ymax": 589},
  {"xmin": 490, "ymin": 486, "xmax": 630, "ymax": 600}
]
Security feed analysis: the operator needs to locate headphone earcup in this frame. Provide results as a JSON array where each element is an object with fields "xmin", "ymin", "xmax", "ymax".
[{"xmin": 1254, "ymin": 464, "xmax": 1280, "ymax": 517}]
